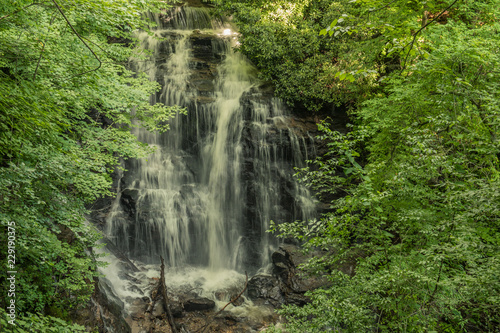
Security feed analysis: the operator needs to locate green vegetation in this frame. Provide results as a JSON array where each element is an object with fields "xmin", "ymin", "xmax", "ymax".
[
  {"xmin": 214, "ymin": 0, "xmax": 500, "ymax": 331},
  {"xmin": 0, "ymin": 0, "xmax": 179, "ymax": 329},
  {"xmin": 2, "ymin": 0, "xmax": 499, "ymax": 331},
  {"xmin": 0, "ymin": 309, "xmax": 86, "ymax": 332}
]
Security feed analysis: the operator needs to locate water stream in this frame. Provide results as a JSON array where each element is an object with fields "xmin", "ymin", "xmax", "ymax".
[{"xmin": 101, "ymin": 4, "xmax": 316, "ymax": 321}]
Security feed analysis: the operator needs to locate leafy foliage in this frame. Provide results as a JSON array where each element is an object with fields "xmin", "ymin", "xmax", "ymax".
[
  {"xmin": 211, "ymin": 0, "xmax": 378, "ymax": 111},
  {"xmin": 0, "ymin": 0, "xmax": 179, "ymax": 327},
  {"xmin": 249, "ymin": 0, "xmax": 500, "ymax": 332},
  {"xmin": 1, "ymin": 307, "xmax": 86, "ymax": 332},
  {"xmin": 212, "ymin": 0, "xmax": 500, "ymax": 111}
]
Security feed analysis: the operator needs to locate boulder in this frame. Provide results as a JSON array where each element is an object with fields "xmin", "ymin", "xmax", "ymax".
[
  {"xmin": 170, "ymin": 302, "xmax": 184, "ymax": 318},
  {"xmin": 271, "ymin": 244, "xmax": 331, "ymax": 306},
  {"xmin": 97, "ymin": 278, "xmax": 126, "ymax": 321},
  {"xmin": 152, "ymin": 300, "xmax": 165, "ymax": 318},
  {"xmin": 247, "ymin": 274, "xmax": 284, "ymax": 307},
  {"xmin": 214, "ymin": 286, "xmax": 246, "ymax": 307},
  {"xmin": 183, "ymin": 298, "xmax": 215, "ymax": 312},
  {"xmin": 150, "ymin": 299, "xmax": 184, "ymax": 319},
  {"xmin": 128, "ymin": 297, "xmax": 149, "ymax": 320}
]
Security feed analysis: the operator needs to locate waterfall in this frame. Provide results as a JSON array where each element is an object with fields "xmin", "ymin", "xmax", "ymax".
[{"xmin": 105, "ymin": 4, "xmax": 316, "ymax": 274}]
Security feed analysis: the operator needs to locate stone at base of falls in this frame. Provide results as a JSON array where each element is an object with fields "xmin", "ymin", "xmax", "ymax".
[
  {"xmin": 183, "ymin": 298, "xmax": 216, "ymax": 312},
  {"xmin": 247, "ymin": 274, "xmax": 284, "ymax": 307},
  {"xmin": 171, "ymin": 303, "xmax": 184, "ymax": 318},
  {"xmin": 271, "ymin": 244, "xmax": 333, "ymax": 306},
  {"xmin": 152, "ymin": 300, "xmax": 165, "ymax": 318},
  {"xmin": 214, "ymin": 287, "xmax": 245, "ymax": 306},
  {"xmin": 151, "ymin": 299, "xmax": 184, "ymax": 319},
  {"xmin": 246, "ymin": 244, "xmax": 334, "ymax": 308}
]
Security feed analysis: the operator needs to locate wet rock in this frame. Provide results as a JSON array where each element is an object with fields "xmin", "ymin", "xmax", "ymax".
[
  {"xmin": 214, "ymin": 286, "xmax": 245, "ymax": 307},
  {"xmin": 220, "ymin": 312, "xmax": 240, "ymax": 326},
  {"xmin": 190, "ymin": 79, "xmax": 214, "ymax": 92},
  {"xmin": 194, "ymin": 277, "xmax": 206, "ymax": 286},
  {"xmin": 284, "ymin": 293, "xmax": 311, "ymax": 307},
  {"xmin": 130, "ymin": 296, "xmax": 149, "ymax": 307},
  {"xmin": 171, "ymin": 302, "xmax": 184, "ymax": 318},
  {"xmin": 131, "ymin": 312, "xmax": 145, "ymax": 321},
  {"xmin": 147, "ymin": 298, "xmax": 184, "ymax": 320},
  {"xmin": 122, "ymin": 188, "xmax": 140, "ymax": 202},
  {"xmin": 90, "ymin": 278, "xmax": 131, "ymax": 333},
  {"xmin": 191, "ymin": 34, "xmax": 215, "ymax": 59},
  {"xmin": 120, "ymin": 189, "xmax": 139, "ymax": 215},
  {"xmin": 214, "ymin": 290, "xmax": 227, "ymax": 301},
  {"xmin": 127, "ymin": 285, "xmax": 144, "ymax": 295},
  {"xmin": 183, "ymin": 297, "xmax": 215, "ymax": 311},
  {"xmin": 152, "ymin": 300, "xmax": 165, "ymax": 318},
  {"xmin": 230, "ymin": 293, "xmax": 245, "ymax": 307},
  {"xmin": 271, "ymin": 244, "xmax": 331, "ymax": 306},
  {"xmin": 193, "ymin": 96, "xmax": 216, "ymax": 104},
  {"xmin": 247, "ymin": 274, "xmax": 284, "ymax": 307},
  {"xmin": 98, "ymin": 279, "xmax": 126, "ymax": 319},
  {"xmin": 118, "ymin": 271, "xmax": 142, "ymax": 284},
  {"xmin": 190, "ymin": 60, "xmax": 211, "ymax": 69},
  {"xmin": 101, "ymin": 238, "xmax": 141, "ymax": 273}
]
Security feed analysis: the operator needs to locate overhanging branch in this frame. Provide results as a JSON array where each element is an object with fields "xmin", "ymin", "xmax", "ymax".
[
  {"xmin": 400, "ymin": 0, "xmax": 460, "ymax": 72},
  {"xmin": 52, "ymin": 0, "xmax": 102, "ymax": 77}
]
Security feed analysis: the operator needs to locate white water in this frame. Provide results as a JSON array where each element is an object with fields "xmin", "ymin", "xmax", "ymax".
[{"xmin": 103, "ymin": 5, "xmax": 316, "ymax": 310}]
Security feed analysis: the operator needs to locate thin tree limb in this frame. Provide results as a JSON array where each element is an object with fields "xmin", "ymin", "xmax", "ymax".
[
  {"xmin": 400, "ymin": 0, "xmax": 459, "ymax": 72},
  {"xmin": 80, "ymin": 36, "xmax": 128, "ymax": 63},
  {"xmin": 198, "ymin": 272, "xmax": 248, "ymax": 333},
  {"xmin": 160, "ymin": 256, "xmax": 178, "ymax": 333},
  {"xmin": 52, "ymin": 0, "xmax": 102, "ymax": 77},
  {"xmin": 33, "ymin": 9, "xmax": 57, "ymax": 81},
  {"xmin": 369, "ymin": 0, "xmax": 399, "ymax": 13},
  {"xmin": 427, "ymin": 259, "xmax": 443, "ymax": 308},
  {"xmin": 33, "ymin": 40, "xmax": 46, "ymax": 81},
  {"xmin": 215, "ymin": 272, "xmax": 248, "ymax": 313}
]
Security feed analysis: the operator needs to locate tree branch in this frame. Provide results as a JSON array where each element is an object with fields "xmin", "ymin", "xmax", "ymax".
[
  {"xmin": 400, "ymin": 0, "xmax": 459, "ymax": 72},
  {"xmin": 52, "ymin": 0, "xmax": 102, "ymax": 77},
  {"xmin": 159, "ymin": 256, "xmax": 178, "ymax": 333},
  {"xmin": 33, "ymin": 10, "xmax": 58, "ymax": 81},
  {"xmin": 427, "ymin": 259, "xmax": 443, "ymax": 307},
  {"xmin": 33, "ymin": 40, "xmax": 46, "ymax": 81},
  {"xmin": 198, "ymin": 272, "xmax": 248, "ymax": 333},
  {"xmin": 369, "ymin": 0, "xmax": 399, "ymax": 13}
]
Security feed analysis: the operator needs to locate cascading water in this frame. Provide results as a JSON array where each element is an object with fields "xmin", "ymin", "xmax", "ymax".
[{"xmin": 104, "ymin": 4, "xmax": 315, "ymax": 295}]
